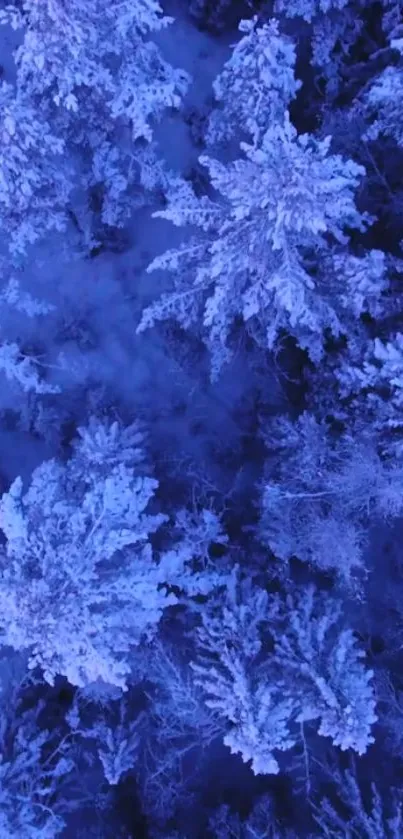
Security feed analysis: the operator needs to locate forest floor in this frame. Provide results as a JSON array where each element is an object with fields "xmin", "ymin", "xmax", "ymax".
[{"xmin": 0, "ymin": 2, "xmax": 285, "ymax": 500}]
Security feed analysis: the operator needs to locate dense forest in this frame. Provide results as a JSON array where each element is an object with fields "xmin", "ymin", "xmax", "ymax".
[{"xmin": 0, "ymin": 0, "xmax": 402, "ymax": 836}]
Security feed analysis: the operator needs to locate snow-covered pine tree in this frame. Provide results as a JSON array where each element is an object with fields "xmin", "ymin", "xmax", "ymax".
[
  {"xmin": 361, "ymin": 58, "xmax": 403, "ymax": 147},
  {"xmin": 0, "ymin": 82, "xmax": 73, "ymax": 257},
  {"xmin": 260, "ymin": 412, "xmax": 403, "ymax": 582},
  {"xmin": 0, "ymin": 418, "xmax": 166, "ymax": 687},
  {"xmin": 191, "ymin": 571, "xmax": 297, "ymax": 775},
  {"xmin": 0, "ymin": 0, "xmax": 189, "ymax": 234},
  {"xmin": 314, "ymin": 768, "xmax": 403, "ymax": 838},
  {"xmin": 139, "ymin": 115, "xmax": 367, "ymax": 376},
  {"xmin": 191, "ymin": 573, "xmax": 376, "ymax": 774},
  {"xmin": 335, "ymin": 332, "xmax": 403, "ymax": 457},
  {"xmin": 271, "ymin": 586, "xmax": 377, "ymax": 755},
  {"xmin": 0, "ymin": 418, "xmax": 225, "ymax": 688},
  {"xmin": 206, "ymin": 17, "xmax": 301, "ymax": 149},
  {"xmin": 208, "ymin": 795, "xmax": 281, "ymax": 839}
]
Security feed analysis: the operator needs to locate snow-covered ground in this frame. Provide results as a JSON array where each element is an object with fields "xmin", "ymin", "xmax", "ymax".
[{"xmin": 0, "ymin": 4, "xmax": 281, "ymax": 496}]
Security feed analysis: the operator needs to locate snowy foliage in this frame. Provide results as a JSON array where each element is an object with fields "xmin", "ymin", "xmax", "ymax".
[
  {"xmin": 362, "ymin": 65, "xmax": 403, "ymax": 146},
  {"xmin": 315, "ymin": 770, "xmax": 403, "ymax": 838},
  {"xmin": 329, "ymin": 248, "xmax": 387, "ymax": 318},
  {"xmin": 271, "ymin": 586, "xmax": 377, "ymax": 755},
  {"xmin": 93, "ymin": 719, "xmax": 140, "ymax": 786},
  {"xmin": 0, "ymin": 421, "xmax": 170, "ymax": 687},
  {"xmin": 274, "ymin": 0, "xmax": 349, "ymax": 22},
  {"xmin": 207, "ymin": 18, "xmax": 301, "ymax": 148},
  {"xmin": 0, "ymin": 418, "xmax": 227, "ymax": 687},
  {"xmin": 139, "ymin": 115, "xmax": 366, "ymax": 375},
  {"xmin": 0, "ymin": 457, "xmax": 163, "ymax": 687},
  {"xmin": 274, "ymin": 0, "xmax": 362, "ymax": 100},
  {"xmin": 161, "ymin": 506, "xmax": 229, "ymax": 596},
  {"xmin": 145, "ymin": 643, "xmax": 221, "ymax": 749},
  {"xmin": 191, "ymin": 572, "xmax": 296, "ymax": 775},
  {"xmin": 0, "ymin": 82, "xmax": 72, "ymax": 256},
  {"xmin": 137, "ymin": 643, "xmax": 222, "ymax": 822},
  {"xmin": 0, "ymin": 0, "xmax": 189, "ymax": 232},
  {"xmin": 0, "ymin": 0, "xmax": 188, "ymax": 133},
  {"xmin": 192, "ymin": 574, "xmax": 376, "ymax": 773},
  {"xmin": 335, "ymin": 333, "xmax": 403, "ymax": 455},
  {"xmin": 0, "ymin": 703, "xmax": 76, "ymax": 838},
  {"xmin": 0, "ymin": 233, "xmax": 56, "ymax": 400},
  {"xmin": 0, "ymin": 0, "xmax": 399, "ymax": 828},
  {"xmin": 0, "ymin": 343, "xmax": 60, "ymax": 394},
  {"xmin": 310, "ymin": 9, "xmax": 364, "ymax": 97},
  {"xmin": 83, "ymin": 700, "xmax": 143, "ymax": 785},
  {"xmin": 0, "ymin": 276, "xmax": 54, "ymax": 318},
  {"xmin": 260, "ymin": 413, "xmax": 403, "ymax": 581},
  {"xmin": 72, "ymin": 416, "xmax": 147, "ymax": 475},
  {"xmin": 208, "ymin": 795, "xmax": 281, "ymax": 839}
]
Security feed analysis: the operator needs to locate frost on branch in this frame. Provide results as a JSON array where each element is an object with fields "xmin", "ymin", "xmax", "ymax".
[
  {"xmin": 0, "ymin": 276, "xmax": 54, "ymax": 318},
  {"xmin": 91, "ymin": 718, "xmax": 140, "ymax": 786},
  {"xmin": 273, "ymin": 0, "xmax": 359, "ymax": 101},
  {"xmin": 209, "ymin": 795, "xmax": 284, "ymax": 839},
  {"xmin": 135, "ymin": 643, "xmax": 222, "ymax": 821},
  {"xmin": 72, "ymin": 416, "xmax": 148, "ymax": 476},
  {"xmin": 0, "ymin": 703, "xmax": 76, "ymax": 838},
  {"xmin": 335, "ymin": 333, "xmax": 403, "ymax": 456},
  {"xmin": 191, "ymin": 571, "xmax": 297, "ymax": 775},
  {"xmin": 329, "ymin": 248, "xmax": 387, "ymax": 318},
  {"xmin": 0, "ymin": 271, "xmax": 58, "ymax": 393},
  {"xmin": 362, "ymin": 65, "xmax": 403, "ymax": 146},
  {"xmin": 0, "ymin": 418, "xmax": 227, "ymax": 687},
  {"xmin": 191, "ymin": 572, "xmax": 377, "ymax": 774},
  {"xmin": 0, "ymin": 343, "xmax": 60, "ymax": 394},
  {"xmin": 83, "ymin": 698, "xmax": 143, "ymax": 785},
  {"xmin": 314, "ymin": 769, "xmax": 403, "ymax": 838},
  {"xmin": 310, "ymin": 7, "xmax": 365, "ymax": 99},
  {"xmin": 2, "ymin": 0, "xmax": 188, "ymax": 133},
  {"xmin": 271, "ymin": 586, "xmax": 377, "ymax": 755},
  {"xmin": 159, "ymin": 507, "xmax": 229, "ymax": 597},
  {"xmin": 0, "ymin": 82, "xmax": 72, "ymax": 256},
  {"xmin": 139, "ymin": 115, "xmax": 366, "ymax": 375},
  {"xmin": 260, "ymin": 412, "xmax": 403, "ymax": 582},
  {"xmin": 274, "ymin": 0, "xmax": 349, "ymax": 23},
  {"xmin": 207, "ymin": 17, "xmax": 301, "ymax": 147},
  {"xmin": 0, "ymin": 0, "xmax": 189, "ymax": 229}
]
